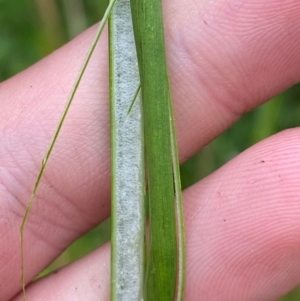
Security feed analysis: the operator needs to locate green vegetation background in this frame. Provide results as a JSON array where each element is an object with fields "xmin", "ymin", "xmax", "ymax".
[{"xmin": 0, "ymin": 1, "xmax": 299, "ymax": 300}]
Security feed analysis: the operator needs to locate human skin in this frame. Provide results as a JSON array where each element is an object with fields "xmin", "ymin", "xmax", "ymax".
[{"xmin": 1, "ymin": 0, "xmax": 300, "ymax": 300}]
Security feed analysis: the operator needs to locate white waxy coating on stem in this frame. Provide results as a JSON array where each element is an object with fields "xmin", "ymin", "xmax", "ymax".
[{"xmin": 110, "ymin": 0, "xmax": 144, "ymax": 300}]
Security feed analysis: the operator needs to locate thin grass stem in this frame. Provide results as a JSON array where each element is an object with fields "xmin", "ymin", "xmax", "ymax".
[{"xmin": 20, "ymin": 2, "xmax": 117, "ymax": 299}]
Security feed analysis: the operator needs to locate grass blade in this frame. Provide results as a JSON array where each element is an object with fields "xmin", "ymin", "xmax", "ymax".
[{"xmin": 109, "ymin": 0, "xmax": 145, "ymax": 299}]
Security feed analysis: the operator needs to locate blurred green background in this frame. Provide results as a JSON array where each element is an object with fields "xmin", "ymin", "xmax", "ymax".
[{"xmin": 0, "ymin": 0, "xmax": 300, "ymax": 300}]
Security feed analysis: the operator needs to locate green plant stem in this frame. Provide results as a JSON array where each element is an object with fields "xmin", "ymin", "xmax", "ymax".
[{"xmin": 130, "ymin": 0, "xmax": 185, "ymax": 300}]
